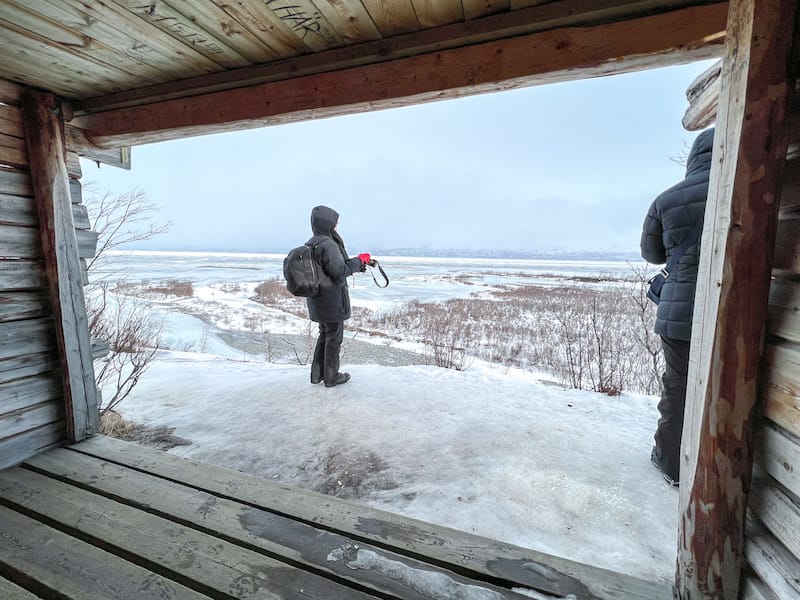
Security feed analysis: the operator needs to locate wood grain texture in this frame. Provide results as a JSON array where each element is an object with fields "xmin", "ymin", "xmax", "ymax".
[
  {"xmin": 740, "ymin": 575, "xmax": 781, "ymax": 600},
  {"xmin": 0, "ymin": 351, "xmax": 58, "ymax": 384},
  {"xmin": 748, "ymin": 477, "xmax": 800, "ymax": 566},
  {"xmin": 0, "ymin": 504, "xmax": 208, "ymax": 600},
  {"xmin": 22, "ymin": 91, "xmax": 98, "ymax": 441},
  {"xmin": 0, "ymin": 168, "xmax": 32, "ymax": 197},
  {"xmin": 779, "ymin": 156, "xmax": 800, "ymax": 216},
  {"xmin": 760, "ymin": 340, "xmax": 800, "ymax": 438},
  {"xmin": 0, "ymin": 104, "xmax": 24, "ymax": 138},
  {"xmin": 24, "ymin": 448, "xmax": 556, "ymax": 600},
  {"xmin": 462, "ymin": 0, "xmax": 511, "ymax": 20},
  {"xmin": 0, "ymin": 421, "xmax": 63, "ymax": 472},
  {"xmin": 0, "ymin": 466, "xmax": 382, "ymax": 600},
  {"xmin": 310, "ymin": 0, "xmax": 382, "ymax": 44},
  {"xmin": 0, "ymin": 318, "xmax": 55, "ymax": 359},
  {"xmin": 361, "ymin": 0, "xmax": 420, "ymax": 36},
  {"xmin": 0, "ymin": 374, "xmax": 62, "ymax": 415},
  {"xmin": 410, "ymin": 0, "xmax": 464, "ymax": 27},
  {"xmin": 774, "ymin": 217, "xmax": 800, "ymax": 272},
  {"xmin": 676, "ymin": 1, "xmax": 799, "ymax": 598},
  {"xmin": 745, "ymin": 517, "xmax": 800, "ymax": 600},
  {"xmin": 0, "ymin": 291, "xmax": 50, "ymax": 322},
  {"xmin": 0, "ymin": 77, "xmax": 23, "ymax": 105},
  {"xmin": 75, "ymin": 4, "xmax": 727, "ymax": 147},
  {"xmin": 78, "ymin": 0, "xmax": 728, "ymax": 114},
  {"xmin": 767, "ymin": 278, "xmax": 800, "ymax": 344},
  {"xmin": 0, "ymin": 574, "xmax": 40, "ymax": 600},
  {"xmin": 0, "ymin": 260, "xmax": 46, "ymax": 290},
  {"xmin": 757, "ymin": 421, "xmax": 800, "ymax": 501},
  {"xmin": 65, "ymin": 435, "xmax": 674, "ymax": 600}
]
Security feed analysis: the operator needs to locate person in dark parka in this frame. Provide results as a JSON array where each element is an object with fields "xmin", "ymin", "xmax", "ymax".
[
  {"xmin": 641, "ymin": 127, "xmax": 714, "ymax": 486},
  {"xmin": 306, "ymin": 205, "xmax": 371, "ymax": 387}
]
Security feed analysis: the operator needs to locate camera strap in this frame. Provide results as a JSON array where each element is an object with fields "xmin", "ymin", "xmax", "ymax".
[{"xmin": 367, "ymin": 260, "xmax": 389, "ymax": 288}]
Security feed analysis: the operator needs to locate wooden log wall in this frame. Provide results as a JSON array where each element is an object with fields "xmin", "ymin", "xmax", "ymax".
[
  {"xmin": 0, "ymin": 79, "xmax": 100, "ymax": 471},
  {"xmin": 743, "ymin": 40, "xmax": 800, "ymax": 600}
]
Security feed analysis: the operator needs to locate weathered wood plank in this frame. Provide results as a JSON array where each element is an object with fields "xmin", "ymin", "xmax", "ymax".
[
  {"xmin": 39, "ymin": 0, "xmax": 223, "ymax": 75},
  {"xmin": 0, "ymin": 167, "xmax": 32, "ymax": 196},
  {"xmin": 25, "ymin": 447, "xmax": 570, "ymax": 600},
  {"xmin": 0, "ymin": 574, "xmax": 40, "ymax": 600},
  {"xmin": 767, "ymin": 278, "xmax": 800, "ymax": 343},
  {"xmin": 0, "ymin": 77, "xmax": 23, "ymax": 105},
  {"xmin": 757, "ymin": 422, "xmax": 800, "ymax": 501},
  {"xmin": 0, "ymin": 467, "xmax": 381, "ymax": 600},
  {"xmin": 677, "ymin": 1, "xmax": 800, "ymax": 598},
  {"xmin": 110, "ymin": 0, "xmax": 251, "ymax": 69},
  {"xmin": 67, "ymin": 435, "xmax": 673, "ymax": 600},
  {"xmin": 69, "ymin": 177, "xmax": 82, "ymax": 204},
  {"xmin": 0, "ymin": 132, "xmax": 27, "ymax": 168},
  {"xmin": 0, "ymin": 402, "xmax": 64, "ymax": 442},
  {"xmin": 64, "ymin": 126, "xmax": 130, "ymax": 171},
  {"xmin": 774, "ymin": 217, "xmax": 800, "ymax": 273},
  {"xmin": 0, "ymin": 352, "xmax": 58, "ymax": 385},
  {"xmin": 11, "ymin": 0, "xmax": 213, "ymax": 81},
  {"xmin": 22, "ymin": 91, "xmax": 98, "ymax": 441},
  {"xmin": 310, "ymin": 0, "xmax": 381, "ymax": 44},
  {"xmin": 0, "ymin": 0, "xmax": 175, "ymax": 85},
  {"xmin": 0, "ymin": 504, "xmax": 208, "ymax": 600},
  {"xmin": 0, "ymin": 318, "xmax": 55, "ymax": 360},
  {"xmin": 65, "ymin": 152, "xmax": 81, "ymax": 179},
  {"xmin": 0, "ymin": 374, "xmax": 62, "ymax": 415},
  {"xmin": 0, "ymin": 20, "xmax": 129, "ymax": 97},
  {"xmin": 0, "ymin": 292, "xmax": 50, "ymax": 323},
  {"xmin": 761, "ymin": 340, "xmax": 800, "ymax": 438},
  {"xmin": 0, "ymin": 104, "xmax": 24, "ymax": 138},
  {"xmin": 76, "ymin": 4, "xmax": 726, "ymax": 147},
  {"xmin": 740, "ymin": 576, "xmax": 780, "ymax": 600},
  {"xmin": 0, "ymin": 260, "xmax": 45, "ymax": 290},
  {"xmin": 0, "ymin": 422, "xmax": 63, "ymax": 472},
  {"xmin": 780, "ymin": 156, "xmax": 800, "ymax": 216},
  {"xmin": 90, "ymin": 337, "xmax": 109, "ymax": 361},
  {"xmin": 79, "ymin": 0, "xmax": 728, "ymax": 114},
  {"xmin": 206, "ymin": 0, "xmax": 309, "ymax": 57},
  {"xmin": 361, "ymin": 0, "xmax": 420, "ymax": 36},
  {"xmin": 71, "ymin": 202, "xmax": 89, "ymax": 230},
  {"xmin": 462, "ymin": 0, "xmax": 511, "ymax": 20},
  {"xmin": 745, "ymin": 517, "xmax": 800, "ymax": 600},
  {"xmin": 243, "ymin": 0, "xmax": 344, "ymax": 52},
  {"xmin": 154, "ymin": 0, "xmax": 281, "ymax": 61},
  {"xmin": 0, "ymin": 223, "xmax": 97, "ymax": 259},
  {"xmin": 410, "ymin": 0, "xmax": 464, "ymax": 27},
  {"xmin": 748, "ymin": 477, "xmax": 800, "ymax": 566},
  {"xmin": 0, "ymin": 193, "xmax": 35, "ymax": 225},
  {"xmin": 0, "ymin": 224, "xmax": 40, "ymax": 258},
  {"xmin": 683, "ymin": 60, "xmax": 721, "ymax": 131}
]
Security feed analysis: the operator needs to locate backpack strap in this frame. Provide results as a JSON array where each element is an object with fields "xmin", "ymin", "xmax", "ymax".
[{"xmin": 367, "ymin": 259, "xmax": 389, "ymax": 288}]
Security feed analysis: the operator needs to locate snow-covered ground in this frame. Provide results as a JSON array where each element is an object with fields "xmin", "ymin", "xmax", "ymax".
[{"xmin": 97, "ymin": 251, "xmax": 679, "ymax": 584}]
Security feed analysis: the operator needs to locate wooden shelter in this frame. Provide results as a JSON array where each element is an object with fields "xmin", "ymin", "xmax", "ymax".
[{"xmin": 0, "ymin": 1, "xmax": 797, "ymax": 598}]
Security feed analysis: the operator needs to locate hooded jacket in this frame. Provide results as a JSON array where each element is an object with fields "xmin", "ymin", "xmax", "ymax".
[
  {"xmin": 305, "ymin": 205, "xmax": 363, "ymax": 323},
  {"xmin": 641, "ymin": 127, "xmax": 714, "ymax": 341}
]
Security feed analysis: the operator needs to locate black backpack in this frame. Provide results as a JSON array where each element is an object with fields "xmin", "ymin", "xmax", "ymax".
[{"xmin": 283, "ymin": 242, "xmax": 322, "ymax": 297}]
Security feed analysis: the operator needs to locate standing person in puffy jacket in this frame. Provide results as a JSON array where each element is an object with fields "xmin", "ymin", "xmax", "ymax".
[
  {"xmin": 306, "ymin": 205, "xmax": 371, "ymax": 387},
  {"xmin": 640, "ymin": 127, "xmax": 714, "ymax": 486}
]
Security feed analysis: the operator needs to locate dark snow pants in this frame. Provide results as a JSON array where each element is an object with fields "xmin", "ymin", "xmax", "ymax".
[
  {"xmin": 311, "ymin": 321, "xmax": 344, "ymax": 384},
  {"xmin": 652, "ymin": 336, "xmax": 690, "ymax": 482}
]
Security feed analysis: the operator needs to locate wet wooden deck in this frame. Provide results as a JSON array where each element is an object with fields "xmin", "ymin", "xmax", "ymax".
[{"xmin": 0, "ymin": 435, "xmax": 673, "ymax": 599}]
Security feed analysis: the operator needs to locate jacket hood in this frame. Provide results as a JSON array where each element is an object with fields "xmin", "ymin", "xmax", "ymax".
[
  {"xmin": 310, "ymin": 205, "xmax": 339, "ymax": 236},
  {"xmin": 685, "ymin": 127, "xmax": 714, "ymax": 178}
]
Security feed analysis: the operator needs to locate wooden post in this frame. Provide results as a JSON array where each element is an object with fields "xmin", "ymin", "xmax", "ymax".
[
  {"xmin": 676, "ymin": 1, "xmax": 799, "ymax": 598},
  {"xmin": 21, "ymin": 91, "xmax": 98, "ymax": 441}
]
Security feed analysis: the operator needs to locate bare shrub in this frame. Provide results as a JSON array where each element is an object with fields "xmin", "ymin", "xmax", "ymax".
[
  {"xmin": 84, "ymin": 186, "xmax": 169, "ymax": 412},
  {"xmin": 146, "ymin": 279, "xmax": 194, "ymax": 297},
  {"xmin": 254, "ymin": 277, "xmax": 292, "ymax": 303},
  {"xmin": 89, "ymin": 284, "xmax": 162, "ymax": 415},
  {"xmin": 352, "ymin": 274, "xmax": 662, "ymax": 394}
]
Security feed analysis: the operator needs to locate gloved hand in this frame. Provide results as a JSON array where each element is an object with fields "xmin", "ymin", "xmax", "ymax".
[{"xmin": 358, "ymin": 253, "xmax": 371, "ymax": 265}]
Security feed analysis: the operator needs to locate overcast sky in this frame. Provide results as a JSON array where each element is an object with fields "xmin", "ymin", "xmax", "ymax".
[{"xmin": 80, "ymin": 59, "xmax": 717, "ymax": 256}]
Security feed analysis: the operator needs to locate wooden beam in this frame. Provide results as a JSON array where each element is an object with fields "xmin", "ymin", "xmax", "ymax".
[
  {"xmin": 683, "ymin": 59, "xmax": 722, "ymax": 131},
  {"xmin": 21, "ymin": 91, "xmax": 98, "ymax": 441},
  {"xmin": 676, "ymin": 1, "xmax": 799, "ymax": 598},
  {"xmin": 64, "ymin": 126, "xmax": 130, "ymax": 171},
  {"xmin": 74, "ymin": 4, "xmax": 727, "ymax": 147}
]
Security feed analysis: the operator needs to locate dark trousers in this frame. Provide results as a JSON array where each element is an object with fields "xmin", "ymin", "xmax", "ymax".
[
  {"xmin": 653, "ymin": 336, "xmax": 690, "ymax": 481},
  {"xmin": 311, "ymin": 321, "xmax": 344, "ymax": 384}
]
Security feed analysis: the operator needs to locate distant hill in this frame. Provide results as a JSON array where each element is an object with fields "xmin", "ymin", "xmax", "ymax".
[{"xmin": 368, "ymin": 247, "xmax": 643, "ymax": 262}]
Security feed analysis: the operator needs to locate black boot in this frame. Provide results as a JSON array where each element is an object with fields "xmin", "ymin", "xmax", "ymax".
[{"xmin": 325, "ymin": 372, "xmax": 351, "ymax": 388}]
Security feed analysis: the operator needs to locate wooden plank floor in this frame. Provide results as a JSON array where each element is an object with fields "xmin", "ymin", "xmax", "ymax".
[{"xmin": 0, "ymin": 435, "xmax": 674, "ymax": 600}]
